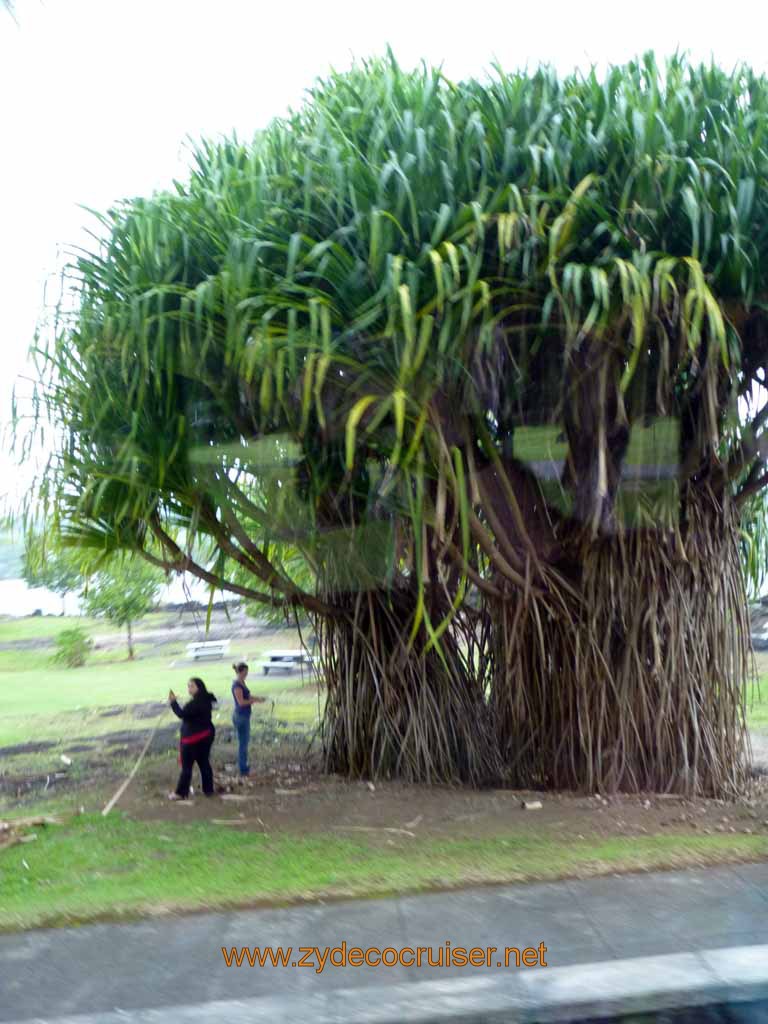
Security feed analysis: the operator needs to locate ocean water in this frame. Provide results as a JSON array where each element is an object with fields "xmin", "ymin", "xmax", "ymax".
[{"xmin": 0, "ymin": 576, "xmax": 209, "ymax": 618}]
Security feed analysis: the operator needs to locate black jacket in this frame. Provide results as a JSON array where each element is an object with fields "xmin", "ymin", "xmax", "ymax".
[{"xmin": 170, "ymin": 694, "xmax": 215, "ymax": 740}]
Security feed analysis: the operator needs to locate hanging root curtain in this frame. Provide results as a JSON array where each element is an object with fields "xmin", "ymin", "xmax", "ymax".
[
  {"xmin": 490, "ymin": 491, "xmax": 751, "ymax": 797},
  {"xmin": 317, "ymin": 586, "xmax": 500, "ymax": 785}
]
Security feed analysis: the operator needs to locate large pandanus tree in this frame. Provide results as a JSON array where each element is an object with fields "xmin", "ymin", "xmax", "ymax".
[{"xmin": 22, "ymin": 54, "xmax": 768, "ymax": 795}]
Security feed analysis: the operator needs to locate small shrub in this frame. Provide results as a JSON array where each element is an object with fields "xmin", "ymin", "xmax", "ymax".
[{"xmin": 52, "ymin": 627, "xmax": 92, "ymax": 668}]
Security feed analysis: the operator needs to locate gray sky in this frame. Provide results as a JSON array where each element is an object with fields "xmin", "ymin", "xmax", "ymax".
[{"xmin": 2, "ymin": 0, "xmax": 767, "ymax": 506}]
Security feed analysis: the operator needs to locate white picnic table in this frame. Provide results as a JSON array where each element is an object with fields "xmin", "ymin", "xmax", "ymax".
[
  {"xmin": 259, "ymin": 649, "xmax": 314, "ymax": 675},
  {"xmin": 185, "ymin": 639, "xmax": 231, "ymax": 661}
]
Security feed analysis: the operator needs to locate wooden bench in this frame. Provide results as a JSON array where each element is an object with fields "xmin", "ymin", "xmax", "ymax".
[
  {"xmin": 260, "ymin": 650, "xmax": 314, "ymax": 675},
  {"xmin": 186, "ymin": 639, "xmax": 231, "ymax": 661}
]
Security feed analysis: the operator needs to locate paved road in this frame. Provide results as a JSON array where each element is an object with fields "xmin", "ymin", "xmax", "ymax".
[{"xmin": 1, "ymin": 863, "xmax": 767, "ymax": 1021}]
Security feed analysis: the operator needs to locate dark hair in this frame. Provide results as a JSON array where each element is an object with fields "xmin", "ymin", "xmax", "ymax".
[
  {"xmin": 232, "ymin": 662, "xmax": 248, "ymax": 674},
  {"xmin": 189, "ymin": 677, "xmax": 217, "ymax": 704}
]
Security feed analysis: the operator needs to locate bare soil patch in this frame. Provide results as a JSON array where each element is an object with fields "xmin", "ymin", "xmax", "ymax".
[
  {"xmin": 5, "ymin": 729, "xmax": 768, "ymax": 839},
  {"xmin": 132, "ymin": 702, "xmax": 167, "ymax": 719},
  {"xmin": 124, "ymin": 746, "xmax": 768, "ymax": 850}
]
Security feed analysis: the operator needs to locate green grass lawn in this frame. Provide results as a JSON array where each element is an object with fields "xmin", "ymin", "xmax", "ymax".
[
  {"xmin": 0, "ymin": 655, "xmax": 192, "ymax": 723},
  {"xmin": 0, "ymin": 618, "xmax": 320, "ymax": 748},
  {"xmin": 512, "ymin": 419, "xmax": 681, "ymax": 524},
  {"xmin": 748, "ymin": 667, "xmax": 768, "ymax": 729},
  {"xmin": 513, "ymin": 418, "xmax": 679, "ymax": 467},
  {"xmin": 0, "ymin": 615, "xmax": 122, "ymax": 643},
  {"xmin": 0, "ymin": 642, "xmax": 173, "ymax": 674},
  {"xmin": 0, "ymin": 657, "xmax": 319, "ymax": 748},
  {"xmin": 0, "ymin": 813, "xmax": 765, "ymax": 931}
]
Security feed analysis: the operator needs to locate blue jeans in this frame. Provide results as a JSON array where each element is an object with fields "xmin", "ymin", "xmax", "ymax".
[{"xmin": 233, "ymin": 713, "xmax": 251, "ymax": 775}]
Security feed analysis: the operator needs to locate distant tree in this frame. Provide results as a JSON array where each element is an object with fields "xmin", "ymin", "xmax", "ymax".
[
  {"xmin": 21, "ymin": 533, "xmax": 85, "ymax": 614},
  {"xmin": 84, "ymin": 558, "xmax": 164, "ymax": 659}
]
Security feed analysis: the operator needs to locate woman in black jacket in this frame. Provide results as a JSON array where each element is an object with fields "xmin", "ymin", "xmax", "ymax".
[{"xmin": 167, "ymin": 677, "xmax": 217, "ymax": 800}]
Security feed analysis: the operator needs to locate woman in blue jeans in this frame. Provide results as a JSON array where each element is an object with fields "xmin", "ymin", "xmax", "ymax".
[{"xmin": 231, "ymin": 662, "xmax": 264, "ymax": 776}]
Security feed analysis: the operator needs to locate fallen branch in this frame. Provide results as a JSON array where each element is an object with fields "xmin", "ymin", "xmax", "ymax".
[
  {"xmin": 332, "ymin": 826, "xmax": 416, "ymax": 838},
  {"xmin": 101, "ymin": 725, "xmax": 158, "ymax": 817},
  {"xmin": 403, "ymin": 814, "xmax": 423, "ymax": 829},
  {"xmin": 0, "ymin": 815, "xmax": 61, "ymax": 829}
]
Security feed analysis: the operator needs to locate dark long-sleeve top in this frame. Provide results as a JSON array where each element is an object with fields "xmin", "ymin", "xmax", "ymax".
[{"xmin": 170, "ymin": 694, "xmax": 215, "ymax": 739}]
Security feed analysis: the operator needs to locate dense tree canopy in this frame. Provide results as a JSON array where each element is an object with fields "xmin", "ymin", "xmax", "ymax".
[{"xmin": 29, "ymin": 55, "xmax": 768, "ymax": 581}]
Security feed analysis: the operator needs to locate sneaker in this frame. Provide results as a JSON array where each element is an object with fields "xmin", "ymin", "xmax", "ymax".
[{"xmin": 168, "ymin": 792, "xmax": 185, "ymax": 801}]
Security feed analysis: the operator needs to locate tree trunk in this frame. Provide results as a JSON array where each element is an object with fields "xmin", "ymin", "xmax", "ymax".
[
  {"xmin": 490, "ymin": 494, "xmax": 751, "ymax": 797},
  {"xmin": 317, "ymin": 586, "xmax": 499, "ymax": 785},
  {"xmin": 127, "ymin": 620, "xmax": 135, "ymax": 660},
  {"xmin": 562, "ymin": 341, "xmax": 629, "ymax": 536}
]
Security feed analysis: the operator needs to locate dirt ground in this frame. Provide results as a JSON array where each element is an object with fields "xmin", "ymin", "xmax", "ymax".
[
  {"xmin": 111, "ymin": 732, "xmax": 768, "ymax": 849},
  {"xmin": 5, "ymin": 730, "xmax": 768, "ymax": 853}
]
